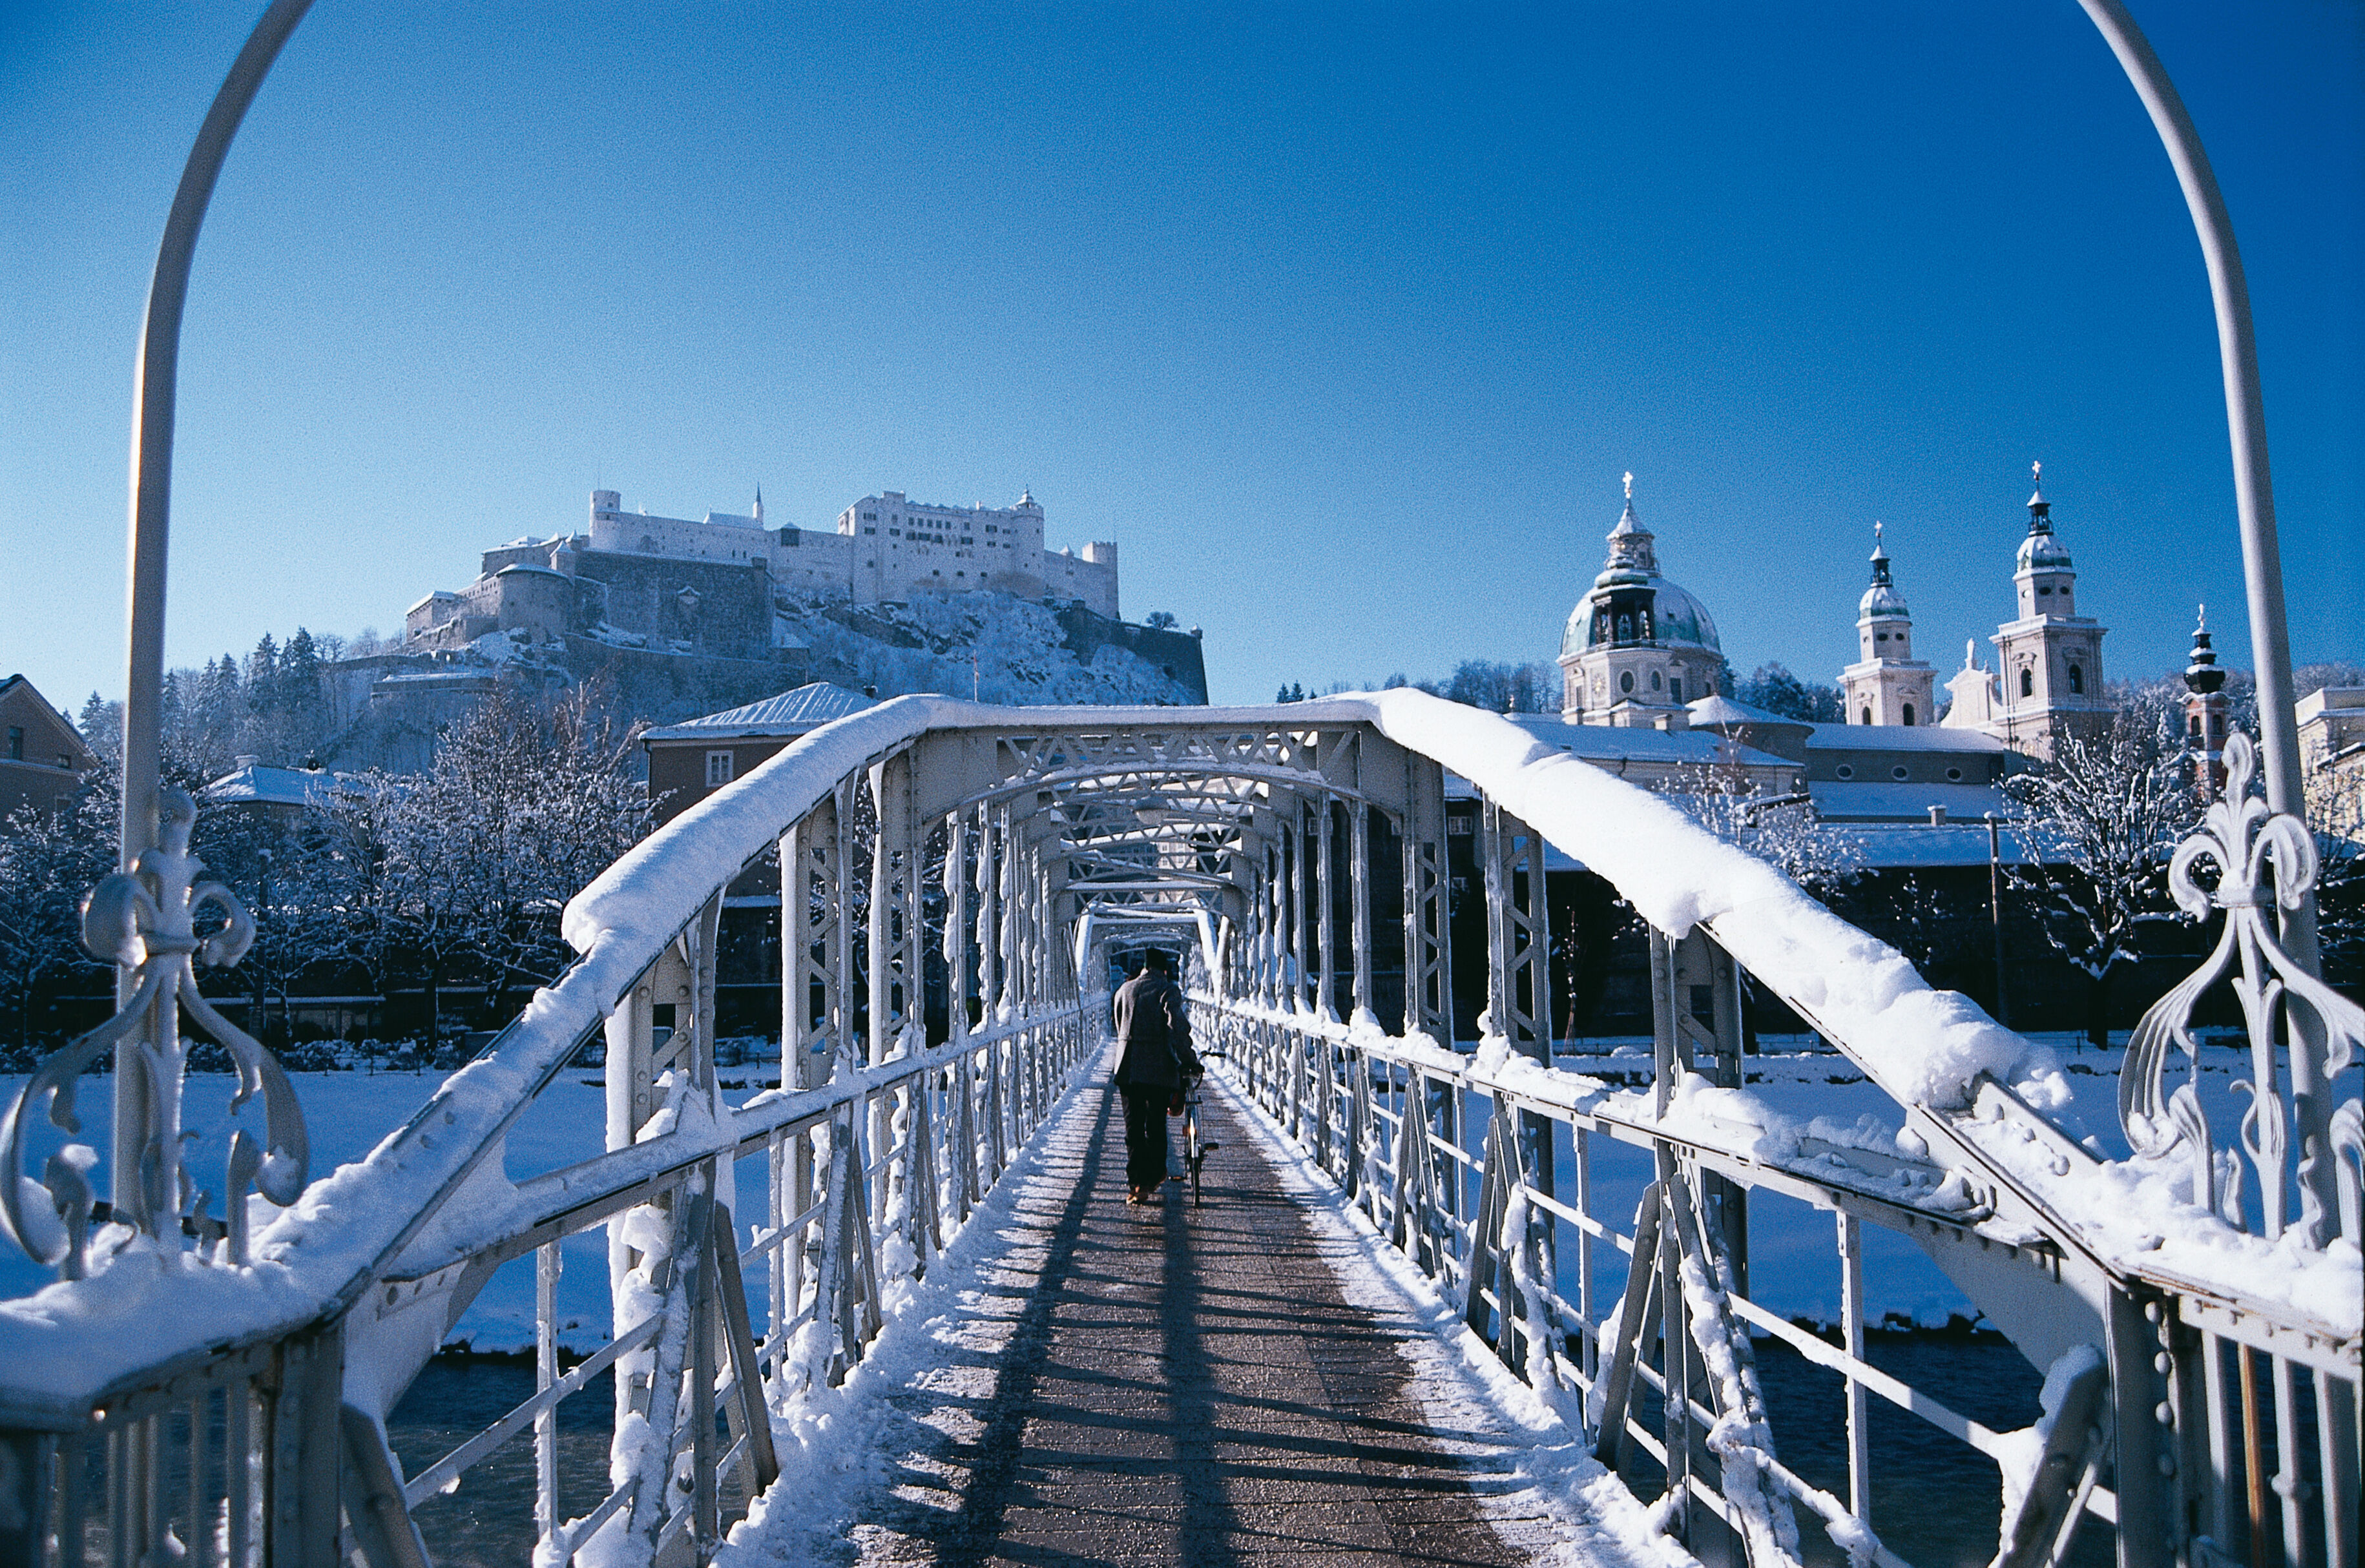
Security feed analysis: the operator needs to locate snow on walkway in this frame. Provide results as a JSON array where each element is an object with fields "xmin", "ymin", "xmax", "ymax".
[{"xmin": 715, "ymin": 1044, "xmax": 1686, "ymax": 1567}]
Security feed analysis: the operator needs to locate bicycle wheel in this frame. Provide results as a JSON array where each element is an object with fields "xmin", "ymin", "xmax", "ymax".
[{"xmin": 1187, "ymin": 1099, "xmax": 1203, "ymax": 1205}]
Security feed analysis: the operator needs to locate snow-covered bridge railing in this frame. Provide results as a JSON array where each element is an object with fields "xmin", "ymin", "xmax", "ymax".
[
  {"xmin": 0, "ymin": 695, "xmax": 1117, "ymax": 1565},
  {"xmin": 2, "ymin": 691, "xmax": 2354, "ymax": 1568},
  {"xmin": 1176, "ymin": 696, "xmax": 2357, "ymax": 1568}
]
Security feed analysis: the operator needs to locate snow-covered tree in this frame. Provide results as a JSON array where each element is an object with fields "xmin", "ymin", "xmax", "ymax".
[
  {"xmin": 1650, "ymin": 759, "xmax": 1862, "ymax": 898},
  {"xmin": 1735, "ymin": 662, "xmax": 1844, "ymax": 723},
  {"xmin": 2005, "ymin": 708, "xmax": 2196, "ymax": 1046},
  {"xmin": 2305, "ymin": 743, "xmax": 2364, "ymax": 985}
]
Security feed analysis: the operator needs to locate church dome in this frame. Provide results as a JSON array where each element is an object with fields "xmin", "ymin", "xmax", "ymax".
[
  {"xmin": 2016, "ymin": 530, "xmax": 2073, "ymax": 572},
  {"xmin": 1860, "ymin": 579, "xmax": 1909, "ymax": 618},
  {"xmin": 1560, "ymin": 479, "xmax": 1722, "ymax": 658}
]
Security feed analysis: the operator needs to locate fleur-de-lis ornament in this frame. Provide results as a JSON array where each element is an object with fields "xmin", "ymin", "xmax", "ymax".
[
  {"xmin": 2120, "ymin": 733, "xmax": 2361, "ymax": 1248},
  {"xmin": 1, "ymin": 787, "xmax": 308, "ymax": 1277}
]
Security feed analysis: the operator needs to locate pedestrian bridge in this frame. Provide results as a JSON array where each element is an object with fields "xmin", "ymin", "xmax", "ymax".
[{"xmin": 2, "ymin": 694, "xmax": 2356, "ymax": 1568}]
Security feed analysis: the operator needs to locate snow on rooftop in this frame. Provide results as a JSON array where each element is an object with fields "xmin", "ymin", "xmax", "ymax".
[
  {"xmin": 1497, "ymin": 714, "xmax": 1794, "ymax": 769},
  {"xmin": 200, "ymin": 764, "xmax": 340, "ymax": 809},
  {"xmin": 1835, "ymin": 823, "xmax": 2036, "ymax": 868},
  {"xmin": 642, "ymin": 681, "xmax": 877, "ymax": 741},
  {"xmin": 1806, "ymin": 725, "xmax": 2008, "ymax": 754},
  {"xmin": 1809, "ymin": 780, "xmax": 2014, "ymax": 823},
  {"xmin": 1687, "ymin": 693, "xmax": 1804, "ymax": 728}
]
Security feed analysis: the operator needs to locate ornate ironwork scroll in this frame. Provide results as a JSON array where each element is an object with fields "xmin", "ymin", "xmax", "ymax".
[
  {"xmin": 2121, "ymin": 733, "xmax": 2361, "ymax": 1248},
  {"xmin": 1, "ymin": 787, "xmax": 308, "ymax": 1278}
]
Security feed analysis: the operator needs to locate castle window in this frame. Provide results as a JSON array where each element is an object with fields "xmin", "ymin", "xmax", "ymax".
[
  {"xmin": 2068, "ymin": 664, "xmax": 2084, "ymax": 694},
  {"xmin": 1892, "ymin": 765, "xmax": 1910, "ymax": 781},
  {"xmin": 1946, "ymin": 767, "xmax": 1963, "ymax": 781},
  {"xmin": 6, "ymin": 727, "xmax": 19, "ymax": 761},
  {"xmin": 1902, "ymin": 703, "xmax": 1915, "ymax": 726},
  {"xmin": 1620, "ymin": 671, "xmax": 1634, "ymax": 695},
  {"xmin": 2189, "ymin": 714, "xmax": 2200, "ymax": 738},
  {"xmin": 1860, "ymin": 707, "xmax": 1871, "ymax": 726},
  {"xmin": 1650, "ymin": 670, "xmax": 1662, "ymax": 691},
  {"xmin": 1669, "ymin": 677, "xmax": 1682, "ymax": 701},
  {"xmin": 1835, "ymin": 764, "xmax": 1855, "ymax": 780},
  {"xmin": 1617, "ymin": 614, "xmax": 1632, "ymax": 641},
  {"xmin": 2020, "ymin": 668, "xmax": 2034, "ymax": 698},
  {"xmin": 705, "ymin": 751, "xmax": 735, "ymax": 788},
  {"xmin": 2038, "ymin": 584, "xmax": 2052, "ymax": 595}
]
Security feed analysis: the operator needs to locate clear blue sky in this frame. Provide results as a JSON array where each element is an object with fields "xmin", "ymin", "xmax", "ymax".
[{"xmin": 4, "ymin": 1, "xmax": 2358, "ymax": 713}]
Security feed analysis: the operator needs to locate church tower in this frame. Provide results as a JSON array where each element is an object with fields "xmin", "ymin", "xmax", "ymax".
[
  {"xmin": 1558, "ymin": 475, "xmax": 1725, "ymax": 727},
  {"xmin": 1989, "ymin": 463, "xmax": 2111, "ymax": 758},
  {"xmin": 2182, "ymin": 605, "xmax": 2229, "ymax": 801},
  {"xmin": 1839, "ymin": 524, "xmax": 1937, "ymax": 727}
]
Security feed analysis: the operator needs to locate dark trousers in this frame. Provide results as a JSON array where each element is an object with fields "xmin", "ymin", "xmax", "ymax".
[{"xmin": 1120, "ymin": 1082, "xmax": 1172, "ymax": 1191}]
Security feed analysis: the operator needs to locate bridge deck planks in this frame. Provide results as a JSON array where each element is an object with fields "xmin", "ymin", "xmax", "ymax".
[{"xmin": 841, "ymin": 1076, "xmax": 1566, "ymax": 1567}]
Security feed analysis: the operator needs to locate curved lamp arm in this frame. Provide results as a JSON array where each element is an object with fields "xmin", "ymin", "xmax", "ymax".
[{"xmin": 2072, "ymin": 0, "xmax": 2317, "ymax": 974}]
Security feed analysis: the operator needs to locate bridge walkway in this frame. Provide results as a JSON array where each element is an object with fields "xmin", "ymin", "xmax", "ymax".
[{"xmin": 771, "ymin": 1066, "xmax": 1649, "ymax": 1568}]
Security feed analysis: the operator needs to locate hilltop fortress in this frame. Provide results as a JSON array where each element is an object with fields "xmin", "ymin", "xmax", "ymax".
[{"xmin": 406, "ymin": 488, "xmax": 1120, "ymax": 658}]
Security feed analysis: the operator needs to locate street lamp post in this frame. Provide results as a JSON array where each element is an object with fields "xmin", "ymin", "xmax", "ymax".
[
  {"xmin": 112, "ymin": 0, "xmax": 315, "ymax": 1222},
  {"xmin": 2072, "ymin": 0, "xmax": 2318, "ymax": 976}
]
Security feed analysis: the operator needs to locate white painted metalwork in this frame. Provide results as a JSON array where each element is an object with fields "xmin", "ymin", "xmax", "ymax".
[
  {"xmin": 0, "ymin": 695, "xmax": 2355, "ymax": 1568},
  {"xmin": 2, "ymin": 786, "xmax": 309, "ymax": 1277}
]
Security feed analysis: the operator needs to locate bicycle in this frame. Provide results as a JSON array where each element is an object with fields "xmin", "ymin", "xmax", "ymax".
[{"xmin": 1177, "ymin": 1075, "xmax": 1219, "ymax": 1206}]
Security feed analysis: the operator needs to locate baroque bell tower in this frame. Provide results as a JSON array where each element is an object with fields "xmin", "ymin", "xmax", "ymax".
[
  {"xmin": 2182, "ymin": 605, "xmax": 2230, "ymax": 801},
  {"xmin": 1839, "ymin": 523, "xmax": 1937, "ymax": 727},
  {"xmin": 1989, "ymin": 463, "xmax": 2112, "ymax": 758}
]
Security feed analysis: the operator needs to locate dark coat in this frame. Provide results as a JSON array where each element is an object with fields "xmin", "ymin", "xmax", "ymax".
[{"xmin": 1112, "ymin": 971, "xmax": 1199, "ymax": 1089}]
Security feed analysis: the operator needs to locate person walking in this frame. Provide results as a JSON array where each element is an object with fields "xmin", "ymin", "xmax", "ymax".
[{"xmin": 1111, "ymin": 948, "xmax": 1201, "ymax": 1204}]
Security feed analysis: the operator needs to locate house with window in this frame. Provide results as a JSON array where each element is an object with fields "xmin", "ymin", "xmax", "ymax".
[
  {"xmin": 640, "ymin": 682, "xmax": 877, "ymax": 825},
  {"xmin": 0, "ymin": 674, "xmax": 96, "ymax": 821}
]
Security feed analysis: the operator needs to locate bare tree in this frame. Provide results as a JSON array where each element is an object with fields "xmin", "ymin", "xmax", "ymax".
[
  {"xmin": 2005, "ymin": 709, "xmax": 2196, "ymax": 1046},
  {"xmin": 2305, "ymin": 746, "xmax": 2364, "ymax": 985},
  {"xmin": 1651, "ymin": 758, "xmax": 1864, "ymax": 898}
]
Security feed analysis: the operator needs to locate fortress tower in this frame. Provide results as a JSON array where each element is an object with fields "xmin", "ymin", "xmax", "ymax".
[{"xmin": 1839, "ymin": 523, "xmax": 1937, "ymax": 727}]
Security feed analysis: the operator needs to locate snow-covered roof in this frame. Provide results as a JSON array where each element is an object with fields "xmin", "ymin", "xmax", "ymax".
[
  {"xmin": 643, "ymin": 682, "xmax": 877, "ymax": 741},
  {"xmin": 200, "ymin": 765, "xmax": 340, "ymax": 810},
  {"xmin": 1687, "ymin": 694, "xmax": 1804, "ymax": 729},
  {"xmin": 374, "ymin": 672, "xmax": 496, "ymax": 688},
  {"xmin": 1498, "ymin": 714, "xmax": 1793, "ymax": 769},
  {"xmin": 1809, "ymin": 780, "xmax": 2014, "ymax": 823},
  {"xmin": 1805, "ymin": 725, "xmax": 2007, "ymax": 754},
  {"xmin": 1836, "ymin": 823, "xmax": 2037, "ymax": 869}
]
